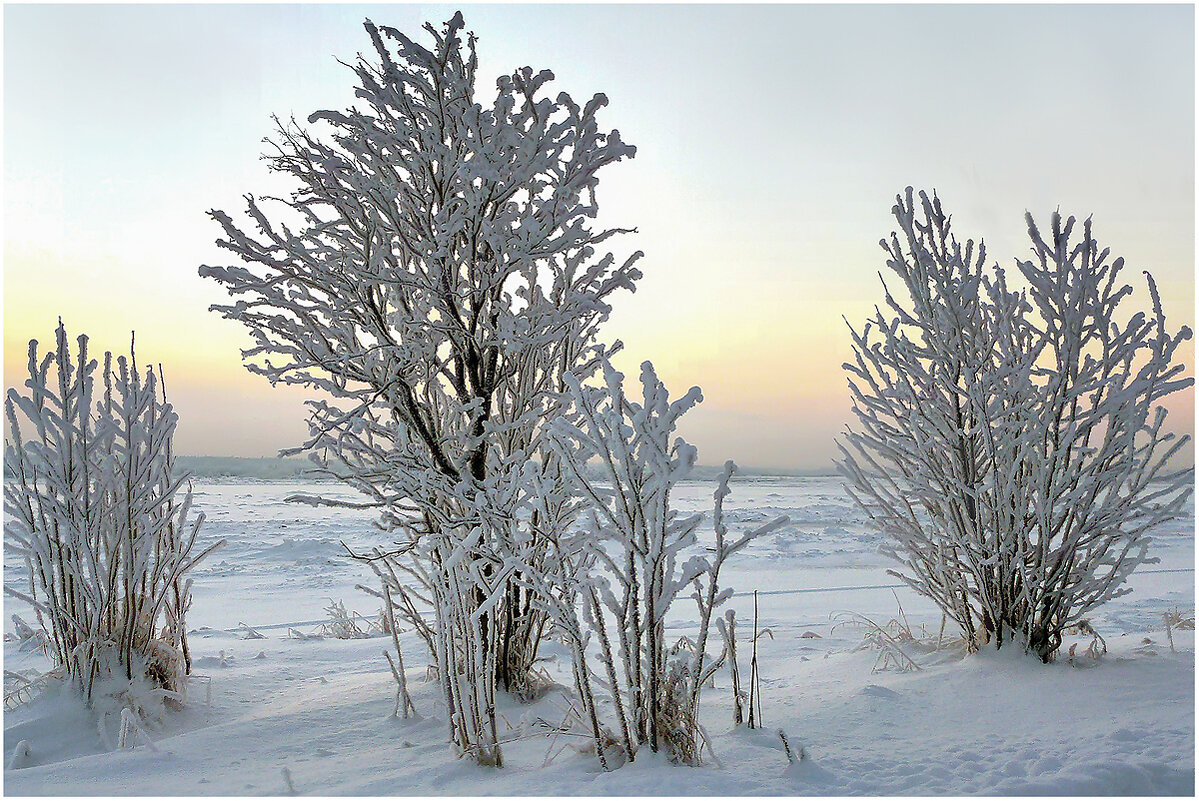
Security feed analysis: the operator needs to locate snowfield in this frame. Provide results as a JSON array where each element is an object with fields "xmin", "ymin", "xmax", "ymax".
[{"xmin": 5, "ymin": 475, "xmax": 1194, "ymax": 795}]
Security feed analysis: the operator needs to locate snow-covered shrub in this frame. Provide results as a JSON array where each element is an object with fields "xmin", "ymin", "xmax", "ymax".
[
  {"xmin": 547, "ymin": 360, "xmax": 786, "ymax": 765},
  {"xmin": 839, "ymin": 188, "xmax": 1193, "ymax": 661},
  {"xmin": 200, "ymin": 13, "xmax": 639, "ymax": 762},
  {"xmin": 4, "ymin": 323, "xmax": 223, "ymax": 706}
]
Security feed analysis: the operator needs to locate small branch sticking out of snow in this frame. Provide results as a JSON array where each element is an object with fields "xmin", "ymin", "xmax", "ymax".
[
  {"xmin": 7, "ymin": 740, "xmax": 32, "ymax": 770},
  {"xmin": 286, "ymin": 629, "xmax": 323, "ymax": 642},
  {"xmin": 116, "ymin": 708, "xmax": 158, "ymax": 752},
  {"xmin": 282, "ymin": 767, "xmax": 299, "ymax": 795},
  {"xmin": 239, "ymin": 622, "xmax": 266, "ymax": 640},
  {"xmin": 777, "ymin": 729, "xmax": 804, "ymax": 765}
]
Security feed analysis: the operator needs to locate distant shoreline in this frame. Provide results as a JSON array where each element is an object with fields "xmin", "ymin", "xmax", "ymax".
[{"xmin": 175, "ymin": 455, "xmax": 840, "ymax": 481}]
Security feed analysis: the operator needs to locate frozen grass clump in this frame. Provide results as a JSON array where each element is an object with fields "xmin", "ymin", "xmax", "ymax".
[{"xmin": 316, "ymin": 599, "xmax": 371, "ymax": 640}]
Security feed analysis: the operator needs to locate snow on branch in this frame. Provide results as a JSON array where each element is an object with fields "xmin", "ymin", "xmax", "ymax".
[
  {"xmin": 839, "ymin": 187, "xmax": 1192, "ymax": 662},
  {"xmin": 200, "ymin": 12, "xmax": 642, "ymax": 764},
  {"xmin": 4, "ymin": 322, "xmax": 224, "ymax": 710},
  {"xmin": 544, "ymin": 359, "xmax": 786, "ymax": 766}
]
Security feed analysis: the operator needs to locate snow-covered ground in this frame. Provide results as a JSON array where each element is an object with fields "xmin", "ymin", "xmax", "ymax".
[{"xmin": 4, "ymin": 475, "xmax": 1195, "ymax": 795}]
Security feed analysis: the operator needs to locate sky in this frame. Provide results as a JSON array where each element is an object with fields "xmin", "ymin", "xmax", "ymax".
[{"xmin": 4, "ymin": 3, "xmax": 1195, "ymax": 470}]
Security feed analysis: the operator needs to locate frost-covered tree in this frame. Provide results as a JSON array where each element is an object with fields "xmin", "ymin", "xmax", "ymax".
[
  {"xmin": 4, "ymin": 323, "xmax": 222, "ymax": 707},
  {"xmin": 1012, "ymin": 212, "xmax": 1193, "ymax": 658},
  {"xmin": 546, "ymin": 361, "xmax": 786, "ymax": 765},
  {"xmin": 199, "ymin": 13, "xmax": 639, "ymax": 760},
  {"xmin": 839, "ymin": 188, "xmax": 1193, "ymax": 661}
]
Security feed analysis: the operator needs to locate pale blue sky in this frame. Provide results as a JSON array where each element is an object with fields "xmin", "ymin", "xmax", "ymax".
[{"xmin": 5, "ymin": 4, "xmax": 1194, "ymax": 469}]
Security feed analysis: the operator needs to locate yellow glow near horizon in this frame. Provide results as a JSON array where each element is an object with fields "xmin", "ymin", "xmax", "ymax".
[
  {"xmin": 3, "ymin": 4, "xmax": 1194, "ymax": 470},
  {"xmin": 5, "ymin": 231, "xmax": 1193, "ymax": 470}
]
